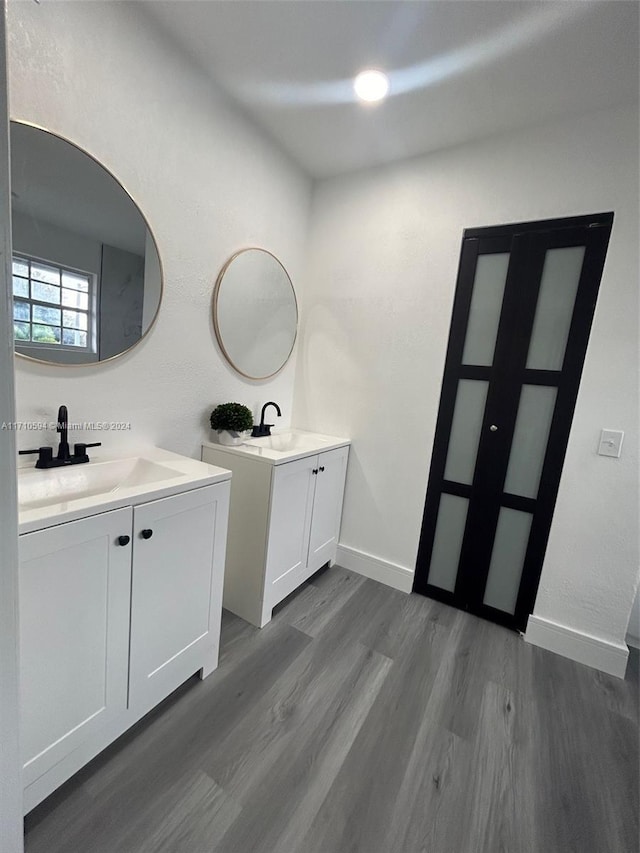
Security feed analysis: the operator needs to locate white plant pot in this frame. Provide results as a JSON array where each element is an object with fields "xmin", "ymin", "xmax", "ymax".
[{"xmin": 217, "ymin": 429, "xmax": 245, "ymax": 446}]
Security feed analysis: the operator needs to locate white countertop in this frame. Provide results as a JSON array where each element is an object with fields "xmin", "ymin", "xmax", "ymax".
[
  {"xmin": 202, "ymin": 428, "xmax": 350, "ymax": 466},
  {"xmin": 18, "ymin": 447, "xmax": 231, "ymax": 534}
]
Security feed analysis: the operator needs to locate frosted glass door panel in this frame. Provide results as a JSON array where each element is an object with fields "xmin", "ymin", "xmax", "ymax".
[
  {"xmin": 444, "ymin": 380, "xmax": 489, "ymax": 485},
  {"xmin": 503, "ymin": 385, "xmax": 557, "ymax": 499},
  {"xmin": 462, "ymin": 253, "xmax": 510, "ymax": 366},
  {"xmin": 526, "ymin": 246, "xmax": 585, "ymax": 371},
  {"xmin": 483, "ymin": 508, "xmax": 533, "ymax": 614},
  {"xmin": 427, "ymin": 494, "xmax": 469, "ymax": 593}
]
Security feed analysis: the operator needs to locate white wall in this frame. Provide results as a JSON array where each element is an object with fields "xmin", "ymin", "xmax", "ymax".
[
  {"xmin": 7, "ymin": 1, "xmax": 310, "ymax": 459},
  {"xmin": 0, "ymin": 3, "xmax": 24, "ymax": 848},
  {"xmin": 296, "ymin": 104, "xmax": 639, "ymax": 667}
]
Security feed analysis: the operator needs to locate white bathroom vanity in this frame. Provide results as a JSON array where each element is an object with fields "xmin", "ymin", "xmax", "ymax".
[
  {"xmin": 203, "ymin": 429, "xmax": 350, "ymax": 628},
  {"xmin": 17, "ymin": 448, "xmax": 231, "ymax": 812}
]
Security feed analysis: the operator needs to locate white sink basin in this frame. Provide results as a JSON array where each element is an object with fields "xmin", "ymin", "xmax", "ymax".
[
  {"xmin": 244, "ymin": 430, "xmax": 330, "ymax": 453},
  {"xmin": 18, "ymin": 457, "xmax": 183, "ymax": 510},
  {"xmin": 204, "ymin": 428, "xmax": 350, "ymax": 465},
  {"xmin": 17, "ymin": 448, "xmax": 232, "ymax": 535}
]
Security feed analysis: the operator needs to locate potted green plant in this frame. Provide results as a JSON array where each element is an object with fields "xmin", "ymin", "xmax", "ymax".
[{"xmin": 210, "ymin": 402, "xmax": 254, "ymax": 446}]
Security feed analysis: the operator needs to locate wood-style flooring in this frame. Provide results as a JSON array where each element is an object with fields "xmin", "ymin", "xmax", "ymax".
[{"xmin": 24, "ymin": 566, "xmax": 639, "ymax": 853}]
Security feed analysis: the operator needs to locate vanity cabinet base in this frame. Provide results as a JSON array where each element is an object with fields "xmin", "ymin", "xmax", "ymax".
[
  {"xmin": 202, "ymin": 444, "xmax": 348, "ymax": 628},
  {"xmin": 20, "ymin": 481, "xmax": 230, "ymax": 814},
  {"xmin": 22, "ymin": 662, "xmax": 219, "ymax": 815}
]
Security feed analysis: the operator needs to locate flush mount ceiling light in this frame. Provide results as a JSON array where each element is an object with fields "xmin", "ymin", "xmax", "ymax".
[{"xmin": 353, "ymin": 69, "xmax": 389, "ymax": 103}]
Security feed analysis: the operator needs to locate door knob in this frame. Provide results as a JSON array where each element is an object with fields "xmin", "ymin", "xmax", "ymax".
[
  {"xmin": 489, "ymin": 425, "xmax": 498, "ymax": 432},
  {"xmin": 117, "ymin": 535, "xmax": 130, "ymax": 546},
  {"xmin": 141, "ymin": 529, "xmax": 153, "ymax": 539}
]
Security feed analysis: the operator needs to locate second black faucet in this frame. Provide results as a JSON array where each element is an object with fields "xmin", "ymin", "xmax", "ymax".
[{"xmin": 251, "ymin": 401, "xmax": 281, "ymax": 437}]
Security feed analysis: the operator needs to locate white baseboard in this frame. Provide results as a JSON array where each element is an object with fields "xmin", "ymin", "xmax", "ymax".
[
  {"xmin": 627, "ymin": 633, "xmax": 640, "ymax": 651},
  {"xmin": 525, "ymin": 614, "xmax": 629, "ymax": 678},
  {"xmin": 335, "ymin": 545, "xmax": 413, "ymax": 593}
]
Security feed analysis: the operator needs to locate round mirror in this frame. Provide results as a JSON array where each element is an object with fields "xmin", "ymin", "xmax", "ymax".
[
  {"xmin": 213, "ymin": 248, "xmax": 298, "ymax": 380},
  {"xmin": 10, "ymin": 121, "xmax": 163, "ymax": 365}
]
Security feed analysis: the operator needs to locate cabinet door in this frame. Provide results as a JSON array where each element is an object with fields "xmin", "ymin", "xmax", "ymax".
[
  {"xmin": 305, "ymin": 445, "xmax": 349, "ymax": 579},
  {"xmin": 128, "ymin": 483, "xmax": 229, "ymax": 714},
  {"xmin": 265, "ymin": 455, "xmax": 317, "ymax": 611},
  {"xmin": 19, "ymin": 507, "xmax": 132, "ymax": 787}
]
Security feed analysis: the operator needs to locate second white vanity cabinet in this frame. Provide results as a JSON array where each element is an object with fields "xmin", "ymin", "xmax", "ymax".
[
  {"xmin": 18, "ymin": 449, "xmax": 231, "ymax": 813},
  {"xmin": 202, "ymin": 431, "xmax": 349, "ymax": 627}
]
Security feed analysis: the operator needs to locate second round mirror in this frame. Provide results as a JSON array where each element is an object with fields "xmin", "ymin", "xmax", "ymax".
[{"xmin": 214, "ymin": 248, "xmax": 298, "ymax": 380}]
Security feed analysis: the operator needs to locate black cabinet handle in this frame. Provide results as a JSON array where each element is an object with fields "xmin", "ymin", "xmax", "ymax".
[
  {"xmin": 117, "ymin": 535, "xmax": 130, "ymax": 546},
  {"xmin": 312, "ymin": 468, "xmax": 318, "ymax": 475},
  {"xmin": 319, "ymin": 466, "xmax": 325, "ymax": 472},
  {"xmin": 141, "ymin": 529, "xmax": 153, "ymax": 540}
]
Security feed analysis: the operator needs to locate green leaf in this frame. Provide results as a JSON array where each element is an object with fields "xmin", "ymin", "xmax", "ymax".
[{"xmin": 210, "ymin": 402, "xmax": 254, "ymax": 432}]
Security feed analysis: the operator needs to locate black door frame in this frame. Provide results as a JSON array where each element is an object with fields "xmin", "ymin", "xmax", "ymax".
[{"xmin": 414, "ymin": 212, "xmax": 614, "ymax": 631}]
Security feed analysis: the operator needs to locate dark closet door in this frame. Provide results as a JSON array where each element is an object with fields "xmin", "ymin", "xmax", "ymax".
[{"xmin": 414, "ymin": 212, "xmax": 613, "ymax": 631}]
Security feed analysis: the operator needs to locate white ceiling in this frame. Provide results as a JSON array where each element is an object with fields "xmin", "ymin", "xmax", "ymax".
[{"xmin": 143, "ymin": 0, "xmax": 639, "ymax": 179}]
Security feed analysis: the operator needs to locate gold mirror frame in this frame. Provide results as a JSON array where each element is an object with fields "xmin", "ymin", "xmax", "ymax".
[
  {"xmin": 213, "ymin": 247, "xmax": 298, "ymax": 381},
  {"xmin": 10, "ymin": 119, "xmax": 164, "ymax": 367}
]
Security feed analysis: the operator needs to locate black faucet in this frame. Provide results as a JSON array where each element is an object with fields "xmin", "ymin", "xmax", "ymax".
[
  {"xmin": 251, "ymin": 401, "xmax": 282, "ymax": 437},
  {"xmin": 57, "ymin": 404, "xmax": 70, "ymax": 461},
  {"xmin": 19, "ymin": 404, "xmax": 101, "ymax": 469}
]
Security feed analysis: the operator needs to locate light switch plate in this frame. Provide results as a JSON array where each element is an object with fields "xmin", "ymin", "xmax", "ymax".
[{"xmin": 598, "ymin": 429, "xmax": 624, "ymax": 458}]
